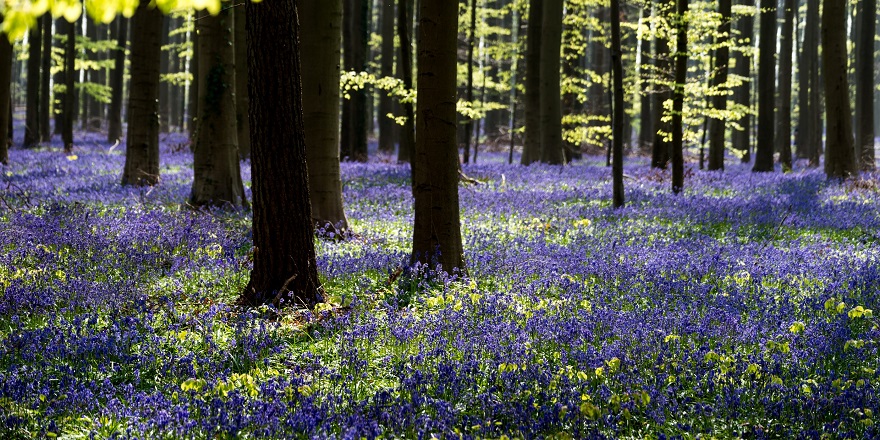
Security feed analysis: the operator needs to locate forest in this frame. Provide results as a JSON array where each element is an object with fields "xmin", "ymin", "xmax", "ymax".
[{"xmin": 0, "ymin": 0, "xmax": 879, "ymax": 437}]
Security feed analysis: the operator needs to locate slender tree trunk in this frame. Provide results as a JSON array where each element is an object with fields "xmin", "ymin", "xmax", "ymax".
[
  {"xmin": 610, "ymin": 0, "xmax": 625, "ymax": 208},
  {"xmin": 708, "ymin": 0, "xmax": 732, "ymax": 171},
  {"xmin": 856, "ymin": 0, "xmax": 875, "ymax": 170},
  {"xmin": 190, "ymin": 8, "xmax": 247, "ymax": 208},
  {"xmin": 24, "ymin": 19, "xmax": 41, "ymax": 147},
  {"xmin": 822, "ymin": 0, "xmax": 857, "ymax": 178},
  {"xmin": 807, "ymin": 0, "xmax": 822, "ymax": 167},
  {"xmin": 122, "ymin": 3, "xmax": 162, "ymax": 186},
  {"xmin": 62, "ymin": 18, "xmax": 77, "ymax": 153},
  {"xmin": 158, "ymin": 17, "xmax": 170, "ymax": 132},
  {"xmin": 0, "ymin": 27, "xmax": 11, "ymax": 165},
  {"xmin": 40, "ymin": 15, "xmax": 51, "ymax": 141},
  {"xmin": 521, "ymin": 0, "xmax": 542, "ymax": 165},
  {"xmin": 638, "ymin": 6, "xmax": 653, "ymax": 153},
  {"xmin": 462, "ymin": 0, "xmax": 478, "ymax": 164},
  {"xmin": 108, "ymin": 18, "xmax": 128, "ymax": 143},
  {"xmin": 411, "ymin": 0, "xmax": 464, "ymax": 273},
  {"xmin": 241, "ymin": 0, "xmax": 322, "ymax": 308},
  {"xmin": 341, "ymin": 0, "xmax": 370, "ymax": 162},
  {"xmin": 795, "ymin": 0, "xmax": 810, "ymax": 159},
  {"xmin": 651, "ymin": 2, "xmax": 672, "ymax": 169},
  {"xmin": 378, "ymin": 0, "xmax": 396, "ymax": 154},
  {"xmin": 732, "ymin": 0, "xmax": 754, "ymax": 162},
  {"xmin": 672, "ymin": 0, "xmax": 687, "ymax": 193},
  {"xmin": 753, "ymin": 0, "xmax": 777, "ymax": 171},
  {"xmin": 777, "ymin": 0, "xmax": 794, "ymax": 169},
  {"xmin": 301, "ymin": 0, "xmax": 349, "ymax": 233},
  {"xmin": 396, "ymin": 0, "xmax": 416, "ymax": 164},
  {"xmin": 235, "ymin": 6, "xmax": 250, "ymax": 158},
  {"xmin": 54, "ymin": 18, "xmax": 66, "ymax": 136},
  {"xmin": 188, "ymin": 26, "xmax": 199, "ymax": 140},
  {"xmin": 539, "ymin": 0, "xmax": 564, "ymax": 164}
]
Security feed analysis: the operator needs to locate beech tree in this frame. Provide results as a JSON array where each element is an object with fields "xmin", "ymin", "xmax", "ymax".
[
  {"xmin": 0, "ymin": 24, "xmax": 10, "ymax": 164},
  {"xmin": 61, "ymin": 17, "xmax": 77, "ymax": 153},
  {"xmin": 651, "ymin": 1, "xmax": 671, "ymax": 169},
  {"xmin": 707, "ymin": 0, "xmax": 731, "ymax": 171},
  {"xmin": 23, "ymin": 19, "xmax": 41, "ymax": 147},
  {"xmin": 776, "ymin": 0, "xmax": 794, "ymax": 170},
  {"xmin": 855, "ymin": 0, "xmax": 875, "ymax": 171},
  {"xmin": 671, "ymin": 0, "xmax": 687, "ymax": 193},
  {"xmin": 731, "ymin": 0, "xmax": 753, "ymax": 162},
  {"xmin": 396, "ymin": 0, "xmax": 416, "ymax": 164},
  {"xmin": 539, "ymin": 0, "xmax": 564, "ymax": 165},
  {"xmin": 341, "ymin": 0, "xmax": 370, "ymax": 162},
  {"xmin": 822, "ymin": 0, "xmax": 856, "ymax": 179},
  {"xmin": 521, "ymin": 0, "xmax": 542, "ymax": 165},
  {"xmin": 610, "ymin": 0, "xmax": 624, "ymax": 207},
  {"xmin": 752, "ymin": 0, "xmax": 776, "ymax": 172},
  {"xmin": 235, "ymin": 7, "xmax": 250, "ymax": 159},
  {"xmin": 39, "ymin": 14, "xmax": 51, "ymax": 142},
  {"xmin": 107, "ymin": 17, "xmax": 127, "ymax": 143}
]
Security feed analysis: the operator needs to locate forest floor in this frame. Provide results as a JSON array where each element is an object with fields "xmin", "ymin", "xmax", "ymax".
[{"xmin": 1, "ymin": 133, "xmax": 879, "ymax": 438}]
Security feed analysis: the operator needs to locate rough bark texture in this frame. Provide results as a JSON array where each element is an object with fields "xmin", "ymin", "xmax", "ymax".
[
  {"xmin": 241, "ymin": 0, "xmax": 323, "ymax": 308},
  {"xmin": 753, "ymin": 0, "xmax": 776, "ymax": 172},
  {"xmin": 671, "ymin": 0, "xmax": 687, "ymax": 193},
  {"xmin": 651, "ymin": 2, "xmax": 671, "ymax": 169},
  {"xmin": 122, "ymin": 4, "xmax": 162, "ymax": 186},
  {"xmin": 776, "ymin": 0, "xmax": 794, "ymax": 170},
  {"xmin": 521, "ymin": 0, "xmax": 542, "ymax": 165},
  {"xmin": 62, "ymin": 18, "xmax": 76, "ymax": 153},
  {"xmin": 24, "ymin": 19, "xmax": 41, "ymax": 147},
  {"xmin": 301, "ymin": 0, "xmax": 350, "ymax": 233},
  {"xmin": 235, "ymin": 7, "xmax": 250, "ymax": 159},
  {"xmin": 856, "ymin": 0, "xmax": 876, "ymax": 170},
  {"xmin": 539, "ymin": 0, "xmax": 564, "ymax": 164},
  {"xmin": 411, "ymin": 0, "xmax": 464, "ymax": 273},
  {"xmin": 108, "ymin": 18, "xmax": 128, "ymax": 143},
  {"xmin": 822, "ymin": 0, "xmax": 857, "ymax": 179},
  {"xmin": 341, "ymin": 0, "xmax": 370, "ymax": 162},
  {"xmin": 610, "ymin": 0, "xmax": 625, "ymax": 208},
  {"xmin": 190, "ymin": 9, "xmax": 247, "ymax": 208},
  {"xmin": 731, "ymin": 0, "xmax": 753, "ymax": 162},
  {"xmin": 0, "ymin": 30, "xmax": 11, "ymax": 165},
  {"xmin": 396, "ymin": 0, "xmax": 416, "ymax": 164},
  {"xmin": 40, "ymin": 15, "xmax": 51, "ymax": 141},
  {"xmin": 707, "ymin": 0, "xmax": 731, "ymax": 171},
  {"xmin": 378, "ymin": 0, "xmax": 396, "ymax": 154}
]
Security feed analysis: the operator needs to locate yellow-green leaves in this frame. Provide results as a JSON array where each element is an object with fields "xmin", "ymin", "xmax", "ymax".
[{"xmin": 789, "ymin": 321, "xmax": 805, "ymax": 334}]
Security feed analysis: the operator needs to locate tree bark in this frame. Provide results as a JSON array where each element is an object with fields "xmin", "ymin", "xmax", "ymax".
[
  {"xmin": 24, "ymin": 19, "xmax": 41, "ymax": 147},
  {"xmin": 638, "ymin": 6, "xmax": 653, "ymax": 153},
  {"xmin": 803, "ymin": 0, "xmax": 822, "ymax": 166},
  {"xmin": 708, "ymin": 0, "xmax": 731, "ymax": 171},
  {"xmin": 341, "ymin": 0, "xmax": 370, "ymax": 162},
  {"xmin": 108, "ymin": 17, "xmax": 128, "ymax": 143},
  {"xmin": 822, "ymin": 0, "xmax": 857, "ymax": 178},
  {"xmin": 396, "ymin": 0, "xmax": 416, "ymax": 164},
  {"xmin": 753, "ymin": 0, "xmax": 776, "ymax": 172},
  {"xmin": 53, "ymin": 18, "xmax": 66, "ymax": 136},
  {"xmin": 651, "ymin": 2, "xmax": 672, "ymax": 169},
  {"xmin": 462, "ymin": 0, "xmax": 478, "ymax": 164},
  {"xmin": 856, "ymin": 0, "xmax": 875, "ymax": 170},
  {"xmin": 539, "ymin": 0, "xmax": 564, "ymax": 164},
  {"xmin": 0, "ymin": 27, "xmax": 11, "ymax": 165},
  {"xmin": 235, "ymin": 6, "xmax": 250, "ymax": 158},
  {"xmin": 731, "ymin": 0, "xmax": 754, "ymax": 162},
  {"xmin": 378, "ymin": 0, "xmax": 396, "ymax": 154},
  {"xmin": 671, "ymin": 0, "xmax": 687, "ymax": 193},
  {"xmin": 241, "ymin": 0, "xmax": 323, "ymax": 308},
  {"xmin": 521, "ymin": 0, "xmax": 542, "ymax": 165},
  {"xmin": 411, "ymin": 0, "xmax": 464, "ymax": 273},
  {"xmin": 62, "ymin": 18, "xmax": 77, "ymax": 153},
  {"xmin": 776, "ymin": 0, "xmax": 794, "ymax": 170},
  {"xmin": 301, "ymin": 0, "xmax": 350, "ymax": 233},
  {"xmin": 39, "ymin": 15, "xmax": 52, "ymax": 141},
  {"xmin": 190, "ymin": 8, "xmax": 247, "ymax": 208},
  {"xmin": 122, "ymin": 3, "xmax": 162, "ymax": 186},
  {"xmin": 610, "ymin": 0, "xmax": 625, "ymax": 208}
]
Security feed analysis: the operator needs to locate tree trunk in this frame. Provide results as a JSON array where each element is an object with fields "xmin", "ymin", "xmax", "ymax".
[
  {"xmin": 396, "ymin": 0, "xmax": 416, "ymax": 164},
  {"xmin": 121, "ymin": 3, "xmax": 162, "ymax": 186},
  {"xmin": 856, "ymin": 0, "xmax": 875, "ymax": 170},
  {"xmin": 707, "ymin": 0, "xmax": 731, "ymax": 171},
  {"xmin": 776, "ymin": 0, "xmax": 794, "ymax": 169},
  {"xmin": 40, "ymin": 15, "xmax": 52, "ymax": 141},
  {"xmin": 62, "ymin": 18, "xmax": 76, "ymax": 153},
  {"xmin": 240, "ymin": 0, "xmax": 323, "ymax": 308},
  {"xmin": 753, "ymin": 0, "xmax": 777, "ymax": 172},
  {"xmin": 806, "ymin": 0, "xmax": 822, "ymax": 167},
  {"xmin": 190, "ymin": 8, "xmax": 247, "ymax": 208},
  {"xmin": 301, "ymin": 0, "xmax": 349, "ymax": 233},
  {"xmin": 672, "ymin": 0, "xmax": 687, "ymax": 193},
  {"xmin": 53, "ymin": 18, "xmax": 66, "ymax": 136},
  {"xmin": 24, "ymin": 19, "xmax": 41, "ymax": 147},
  {"xmin": 462, "ymin": 0, "xmax": 478, "ymax": 164},
  {"xmin": 731, "ymin": 0, "xmax": 754, "ymax": 162},
  {"xmin": 0, "ymin": 27, "xmax": 11, "ymax": 165},
  {"xmin": 521, "ymin": 0, "xmax": 542, "ymax": 165},
  {"xmin": 341, "ymin": 0, "xmax": 370, "ymax": 162},
  {"xmin": 158, "ymin": 17, "xmax": 170, "ymax": 132},
  {"xmin": 795, "ymin": 0, "xmax": 810, "ymax": 159},
  {"xmin": 378, "ymin": 0, "xmax": 396, "ymax": 154},
  {"xmin": 411, "ymin": 0, "xmax": 464, "ymax": 273},
  {"xmin": 610, "ymin": 0, "xmax": 625, "ymax": 208},
  {"xmin": 651, "ymin": 2, "xmax": 671, "ymax": 169},
  {"xmin": 188, "ymin": 26, "xmax": 199, "ymax": 140},
  {"xmin": 822, "ymin": 0, "xmax": 857, "ymax": 178},
  {"xmin": 638, "ymin": 6, "xmax": 653, "ymax": 153},
  {"xmin": 235, "ymin": 6, "xmax": 250, "ymax": 158},
  {"xmin": 108, "ymin": 17, "xmax": 128, "ymax": 143},
  {"xmin": 539, "ymin": 0, "xmax": 564, "ymax": 164}
]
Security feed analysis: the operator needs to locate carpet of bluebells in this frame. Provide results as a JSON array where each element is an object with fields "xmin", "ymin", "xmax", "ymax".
[{"xmin": 1, "ymin": 132, "xmax": 879, "ymax": 439}]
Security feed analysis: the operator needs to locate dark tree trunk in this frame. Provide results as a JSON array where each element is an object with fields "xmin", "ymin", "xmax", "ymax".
[
  {"xmin": 40, "ymin": 15, "xmax": 51, "ymax": 141},
  {"xmin": 108, "ymin": 17, "xmax": 128, "ymax": 143},
  {"xmin": 188, "ymin": 27, "xmax": 199, "ymax": 140},
  {"xmin": 169, "ymin": 18, "xmax": 182, "ymax": 132},
  {"xmin": 396, "ymin": 0, "xmax": 416, "ymax": 164},
  {"xmin": 0, "ymin": 27, "xmax": 11, "ymax": 165},
  {"xmin": 301, "ymin": 0, "xmax": 349, "ymax": 233},
  {"xmin": 24, "ymin": 19, "xmax": 41, "ymax": 148},
  {"xmin": 122, "ymin": 3, "xmax": 162, "ymax": 186},
  {"xmin": 190, "ymin": 8, "xmax": 247, "ymax": 208},
  {"xmin": 610, "ymin": 0, "xmax": 625, "ymax": 208},
  {"xmin": 777, "ymin": 0, "xmax": 794, "ymax": 170},
  {"xmin": 671, "ymin": 0, "xmax": 687, "ymax": 193},
  {"xmin": 731, "ymin": 0, "xmax": 754, "ymax": 162},
  {"xmin": 708, "ymin": 0, "xmax": 731, "ymax": 171},
  {"xmin": 240, "ymin": 0, "xmax": 323, "ymax": 308},
  {"xmin": 378, "ymin": 0, "xmax": 396, "ymax": 154},
  {"xmin": 159, "ymin": 17, "xmax": 170, "ymax": 132},
  {"xmin": 62, "ymin": 18, "xmax": 77, "ymax": 153},
  {"xmin": 462, "ymin": 0, "xmax": 478, "ymax": 164},
  {"xmin": 651, "ymin": 2, "xmax": 671, "ymax": 169},
  {"xmin": 521, "ymin": 0, "xmax": 542, "ymax": 165},
  {"xmin": 53, "ymin": 18, "xmax": 65, "ymax": 136},
  {"xmin": 539, "ymin": 0, "xmax": 564, "ymax": 164},
  {"xmin": 856, "ymin": 0, "xmax": 876, "ymax": 170},
  {"xmin": 822, "ymin": 0, "xmax": 857, "ymax": 178},
  {"xmin": 235, "ymin": 6, "xmax": 250, "ymax": 158},
  {"xmin": 753, "ymin": 0, "xmax": 777, "ymax": 172},
  {"xmin": 341, "ymin": 0, "xmax": 370, "ymax": 162},
  {"xmin": 802, "ymin": 0, "xmax": 822, "ymax": 166},
  {"xmin": 411, "ymin": 0, "xmax": 464, "ymax": 273},
  {"xmin": 638, "ymin": 6, "xmax": 653, "ymax": 152}
]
